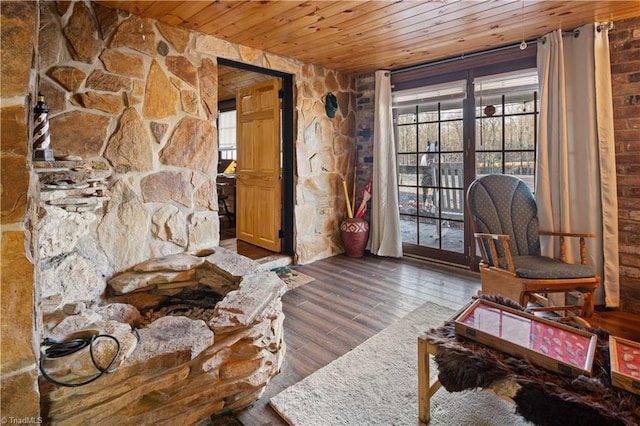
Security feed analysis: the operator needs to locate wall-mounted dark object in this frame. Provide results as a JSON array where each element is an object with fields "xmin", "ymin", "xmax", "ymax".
[{"xmin": 325, "ymin": 92, "xmax": 338, "ymax": 118}]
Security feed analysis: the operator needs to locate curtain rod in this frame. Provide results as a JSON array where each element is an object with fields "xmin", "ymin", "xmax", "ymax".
[
  {"xmin": 391, "ymin": 22, "xmax": 613, "ymax": 76},
  {"xmin": 390, "ymin": 39, "xmax": 537, "ymax": 75}
]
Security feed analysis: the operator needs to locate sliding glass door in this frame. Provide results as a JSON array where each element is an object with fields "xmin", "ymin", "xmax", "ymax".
[
  {"xmin": 393, "ymin": 69, "xmax": 539, "ymax": 267},
  {"xmin": 395, "ymin": 80, "xmax": 467, "ymax": 264}
]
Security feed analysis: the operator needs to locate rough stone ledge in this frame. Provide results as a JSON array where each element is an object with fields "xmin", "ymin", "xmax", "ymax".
[
  {"xmin": 210, "ymin": 271, "xmax": 286, "ymax": 334},
  {"xmin": 41, "ymin": 248, "xmax": 287, "ymax": 424},
  {"xmin": 133, "ymin": 252, "xmax": 205, "ymax": 272},
  {"xmin": 106, "ymin": 248, "xmax": 264, "ymax": 296},
  {"xmin": 127, "ymin": 316, "xmax": 214, "ymax": 362},
  {"xmin": 108, "ymin": 269, "xmax": 197, "ymax": 294},
  {"xmin": 42, "ymin": 192, "xmax": 109, "ymax": 206},
  {"xmin": 41, "ymin": 350, "xmax": 193, "ymax": 403},
  {"xmin": 34, "ymin": 160, "xmax": 112, "ymax": 215},
  {"xmin": 46, "ymin": 365, "xmax": 191, "ymax": 422},
  {"xmin": 201, "ymin": 246, "xmax": 262, "ymax": 281}
]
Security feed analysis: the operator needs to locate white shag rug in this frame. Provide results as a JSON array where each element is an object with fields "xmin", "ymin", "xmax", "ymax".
[{"xmin": 269, "ymin": 301, "xmax": 533, "ymax": 426}]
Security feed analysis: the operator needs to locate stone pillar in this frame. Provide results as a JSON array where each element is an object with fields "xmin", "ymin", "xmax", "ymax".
[{"xmin": 1, "ymin": 1, "xmax": 40, "ymax": 418}]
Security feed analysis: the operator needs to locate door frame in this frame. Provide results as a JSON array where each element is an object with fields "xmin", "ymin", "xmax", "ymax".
[{"xmin": 218, "ymin": 58, "xmax": 295, "ymax": 256}]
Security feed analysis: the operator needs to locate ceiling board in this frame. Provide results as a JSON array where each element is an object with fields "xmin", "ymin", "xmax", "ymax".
[
  {"xmin": 217, "ymin": 65, "xmax": 273, "ymax": 103},
  {"xmin": 96, "ymin": 1, "xmax": 640, "ymax": 74}
]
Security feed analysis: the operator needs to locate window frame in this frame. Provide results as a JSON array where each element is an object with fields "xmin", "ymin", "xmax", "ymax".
[{"xmin": 391, "ymin": 46, "xmax": 538, "ymax": 268}]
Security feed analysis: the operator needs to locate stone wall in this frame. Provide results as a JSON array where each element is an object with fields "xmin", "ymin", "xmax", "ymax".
[
  {"xmin": 611, "ymin": 16, "xmax": 640, "ymax": 314},
  {"xmin": 33, "ymin": 0, "xmax": 355, "ymax": 313},
  {"xmin": 0, "ymin": 1, "xmax": 41, "ymax": 419},
  {"xmin": 294, "ymin": 64, "xmax": 356, "ymax": 263}
]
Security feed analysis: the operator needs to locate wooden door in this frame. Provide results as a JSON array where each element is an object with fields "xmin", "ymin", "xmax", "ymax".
[{"xmin": 235, "ymin": 78, "xmax": 282, "ymax": 252}]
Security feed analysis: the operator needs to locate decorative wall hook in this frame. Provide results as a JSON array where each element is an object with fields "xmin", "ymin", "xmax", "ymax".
[{"xmin": 325, "ymin": 92, "xmax": 338, "ymax": 118}]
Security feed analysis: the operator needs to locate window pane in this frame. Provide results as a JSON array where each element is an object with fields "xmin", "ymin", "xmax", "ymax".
[
  {"xmin": 505, "ymin": 151, "xmax": 535, "ymax": 191},
  {"xmin": 397, "ymin": 154, "xmax": 417, "ymax": 185},
  {"xmin": 476, "ymin": 152, "xmax": 502, "ymax": 176},
  {"xmin": 418, "ymin": 123, "xmax": 438, "ymax": 152},
  {"xmin": 504, "ymin": 92, "xmax": 536, "ymax": 113},
  {"xmin": 419, "ymin": 181, "xmax": 437, "ymax": 218},
  {"xmin": 476, "ymin": 117, "xmax": 502, "ymax": 150},
  {"xmin": 506, "ymin": 114, "xmax": 536, "ymax": 150},
  {"xmin": 397, "ymin": 125, "xmax": 417, "ymax": 152},
  {"xmin": 397, "ymin": 110, "xmax": 417, "ymax": 124},
  {"xmin": 400, "ymin": 215, "xmax": 417, "ymax": 244},
  {"xmin": 399, "ymin": 187, "xmax": 419, "ymax": 215},
  {"xmin": 441, "ymin": 120, "xmax": 463, "ymax": 151},
  {"xmin": 218, "ymin": 110, "xmax": 237, "ymax": 158},
  {"xmin": 440, "ymin": 154, "xmax": 463, "ymax": 188},
  {"xmin": 441, "ymin": 105, "xmax": 464, "ymax": 120},
  {"xmin": 477, "ymin": 102, "xmax": 503, "ymax": 117},
  {"xmin": 505, "ymin": 115, "xmax": 536, "ymax": 150},
  {"xmin": 393, "ymin": 79, "xmax": 467, "ymax": 109},
  {"xmin": 418, "ymin": 218, "xmax": 439, "ymax": 248},
  {"xmin": 440, "ymin": 188, "xmax": 464, "ymax": 220},
  {"xmin": 442, "ymin": 221, "xmax": 464, "ymax": 252},
  {"xmin": 417, "ymin": 109, "xmax": 438, "ymax": 123},
  {"xmin": 419, "ymin": 153, "xmax": 438, "ymax": 181}
]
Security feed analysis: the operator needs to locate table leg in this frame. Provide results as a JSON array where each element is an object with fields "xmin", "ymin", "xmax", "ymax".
[
  {"xmin": 418, "ymin": 336, "xmax": 442, "ymax": 424},
  {"xmin": 418, "ymin": 336, "xmax": 430, "ymax": 423}
]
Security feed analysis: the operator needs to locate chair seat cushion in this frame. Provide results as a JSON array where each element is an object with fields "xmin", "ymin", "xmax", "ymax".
[{"xmin": 498, "ymin": 256, "xmax": 596, "ymax": 279}]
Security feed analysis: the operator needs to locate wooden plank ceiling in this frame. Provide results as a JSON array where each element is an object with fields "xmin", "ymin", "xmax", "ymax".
[
  {"xmin": 217, "ymin": 65, "xmax": 271, "ymax": 102},
  {"xmin": 97, "ymin": 1, "xmax": 639, "ymax": 75}
]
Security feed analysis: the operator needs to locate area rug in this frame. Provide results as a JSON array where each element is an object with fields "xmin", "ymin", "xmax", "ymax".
[
  {"xmin": 269, "ymin": 301, "xmax": 532, "ymax": 426},
  {"xmin": 271, "ymin": 266, "xmax": 315, "ymax": 291}
]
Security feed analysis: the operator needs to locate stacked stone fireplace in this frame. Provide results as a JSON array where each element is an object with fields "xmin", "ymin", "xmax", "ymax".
[{"xmin": 35, "ymin": 163, "xmax": 286, "ymax": 424}]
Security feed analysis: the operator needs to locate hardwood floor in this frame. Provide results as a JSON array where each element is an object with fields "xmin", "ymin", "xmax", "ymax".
[
  {"xmin": 219, "ymin": 237, "xmax": 277, "ymax": 260},
  {"xmin": 218, "ymin": 216, "xmax": 278, "ymax": 260},
  {"xmin": 236, "ymin": 254, "xmax": 480, "ymax": 425},
  {"xmin": 234, "ymin": 253, "xmax": 640, "ymax": 425}
]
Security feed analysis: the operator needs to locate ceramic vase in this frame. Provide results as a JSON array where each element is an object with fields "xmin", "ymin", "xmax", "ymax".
[{"xmin": 340, "ymin": 217, "xmax": 369, "ymax": 257}]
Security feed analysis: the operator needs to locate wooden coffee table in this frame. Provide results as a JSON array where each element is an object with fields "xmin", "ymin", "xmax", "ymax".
[
  {"xmin": 417, "ymin": 300, "xmax": 639, "ymax": 425},
  {"xmin": 418, "ymin": 332, "xmax": 520, "ymax": 424}
]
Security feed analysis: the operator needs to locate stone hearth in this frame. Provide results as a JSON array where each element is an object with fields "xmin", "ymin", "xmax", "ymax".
[{"xmin": 39, "ymin": 249, "xmax": 286, "ymax": 424}]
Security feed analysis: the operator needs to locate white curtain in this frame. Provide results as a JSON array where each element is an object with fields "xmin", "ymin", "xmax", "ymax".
[
  {"xmin": 536, "ymin": 23, "xmax": 619, "ymax": 307},
  {"xmin": 369, "ymin": 70, "xmax": 403, "ymax": 257}
]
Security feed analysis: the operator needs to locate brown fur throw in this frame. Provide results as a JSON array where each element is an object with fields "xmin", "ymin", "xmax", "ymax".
[{"xmin": 425, "ymin": 295, "xmax": 639, "ymax": 426}]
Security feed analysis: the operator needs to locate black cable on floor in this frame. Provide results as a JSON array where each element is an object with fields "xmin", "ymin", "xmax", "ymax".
[{"xmin": 39, "ymin": 334, "xmax": 121, "ymax": 387}]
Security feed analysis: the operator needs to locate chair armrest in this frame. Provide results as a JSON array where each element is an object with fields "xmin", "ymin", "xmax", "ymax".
[
  {"xmin": 538, "ymin": 231, "xmax": 596, "ymax": 264},
  {"xmin": 473, "ymin": 233, "xmax": 515, "ymax": 273},
  {"xmin": 538, "ymin": 231, "xmax": 596, "ymax": 238},
  {"xmin": 474, "ymin": 232, "xmax": 510, "ymax": 240}
]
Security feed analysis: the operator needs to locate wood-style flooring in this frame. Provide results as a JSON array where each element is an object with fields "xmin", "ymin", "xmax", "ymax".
[
  {"xmin": 218, "ymin": 217, "xmax": 277, "ymax": 260},
  {"xmin": 234, "ymin": 253, "xmax": 640, "ymax": 426},
  {"xmin": 219, "ymin": 237, "xmax": 276, "ymax": 260}
]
